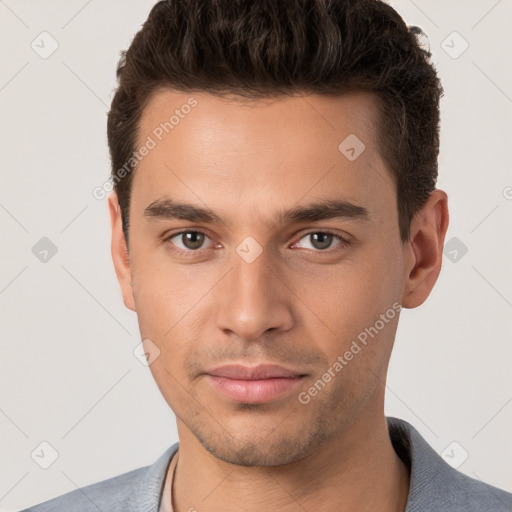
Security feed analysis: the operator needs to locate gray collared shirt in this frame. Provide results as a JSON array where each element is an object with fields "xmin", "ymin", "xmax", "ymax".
[{"xmin": 20, "ymin": 417, "xmax": 512, "ymax": 511}]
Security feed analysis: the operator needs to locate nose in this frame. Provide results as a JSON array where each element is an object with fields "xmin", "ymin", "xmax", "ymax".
[{"xmin": 213, "ymin": 247, "xmax": 295, "ymax": 341}]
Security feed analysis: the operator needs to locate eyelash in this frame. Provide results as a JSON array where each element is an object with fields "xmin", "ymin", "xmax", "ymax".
[{"xmin": 164, "ymin": 229, "xmax": 351, "ymax": 258}]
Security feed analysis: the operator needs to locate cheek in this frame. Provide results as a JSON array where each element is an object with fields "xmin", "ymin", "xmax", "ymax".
[
  {"xmin": 305, "ymin": 246, "xmax": 402, "ymax": 358},
  {"xmin": 355, "ymin": 237, "xmax": 403, "ymax": 304},
  {"xmin": 130, "ymin": 251, "xmax": 215, "ymax": 372},
  {"xmin": 130, "ymin": 250, "xmax": 204, "ymax": 334},
  {"xmin": 146, "ymin": 358, "xmax": 202, "ymax": 419}
]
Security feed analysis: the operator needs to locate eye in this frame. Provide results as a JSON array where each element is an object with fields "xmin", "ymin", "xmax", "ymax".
[
  {"xmin": 165, "ymin": 229, "xmax": 350, "ymax": 257},
  {"xmin": 292, "ymin": 231, "xmax": 350, "ymax": 252},
  {"xmin": 166, "ymin": 230, "xmax": 215, "ymax": 253}
]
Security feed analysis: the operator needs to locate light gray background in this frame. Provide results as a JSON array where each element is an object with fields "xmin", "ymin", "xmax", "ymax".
[{"xmin": 1, "ymin": 1, "xmax": 511, "ymax": 510}]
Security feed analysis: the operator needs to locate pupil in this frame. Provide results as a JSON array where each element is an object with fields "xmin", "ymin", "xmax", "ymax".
[
  {"xmin": 183, "ymin": 232, "xmax": 204, "ymax": 249},
  {"xmin": 312, "ymin": 233, "xmax": 331, "ymax": 250}
]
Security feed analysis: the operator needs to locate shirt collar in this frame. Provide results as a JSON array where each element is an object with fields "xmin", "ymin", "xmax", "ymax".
[{"xmin": 128, "ymin": 442, "xmax": 179, "ymax": 512}]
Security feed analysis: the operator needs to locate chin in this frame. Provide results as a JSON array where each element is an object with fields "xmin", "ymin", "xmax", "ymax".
[{"xmin": 193, "ymin": 423, "xmax": 326, "ymax": 467}]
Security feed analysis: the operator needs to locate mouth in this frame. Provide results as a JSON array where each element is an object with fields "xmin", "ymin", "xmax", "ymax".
[{"xmin": 204, "ymin": 364, "xmax": 307, "ymax": 404}]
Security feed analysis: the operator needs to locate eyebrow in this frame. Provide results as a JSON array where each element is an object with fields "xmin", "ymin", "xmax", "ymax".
[{"xmin": 143, "ymin": 197, "xmax": 369, "ymax": 226}]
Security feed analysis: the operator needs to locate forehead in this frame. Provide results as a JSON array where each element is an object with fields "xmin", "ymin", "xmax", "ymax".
[
  {"xmin": 131, "ymin": 89, "xmax": 394, "ymax": 227},
  {"xmin": 137, "ymin": 89, "xmax": 381, "ymax": 150}
]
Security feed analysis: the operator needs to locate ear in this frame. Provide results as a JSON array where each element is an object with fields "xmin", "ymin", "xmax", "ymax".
[
  {"xmin": 108, "ymin": 191, "xmax": 135, "ymax": 312},
  {"xmin": 401, "ymin": 189, "xmax": 449, "ymax": 309}
]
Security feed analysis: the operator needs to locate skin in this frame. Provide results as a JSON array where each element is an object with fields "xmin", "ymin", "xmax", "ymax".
[{"xmin": 108, "ymin": 89, "xmax": 449, "ymax": 511}]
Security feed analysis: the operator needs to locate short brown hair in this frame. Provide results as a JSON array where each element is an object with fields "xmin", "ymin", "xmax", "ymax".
[{"xmin": 107, "ymin": 0, "xmax": 443, "ymax": 247}]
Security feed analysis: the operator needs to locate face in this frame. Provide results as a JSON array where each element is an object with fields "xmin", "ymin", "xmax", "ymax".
[{"xmin": 109, "ymin": 90, "xmax": 440, "ymax": 467}]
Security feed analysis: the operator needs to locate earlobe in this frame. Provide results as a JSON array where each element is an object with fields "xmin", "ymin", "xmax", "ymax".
[
  {"xmin": 401, "ymin": 189, "xmax": 449, "ymax": 309},
  {"xmin": 108, "ymin": 191, "xmax": 136, "ymax": 312}
]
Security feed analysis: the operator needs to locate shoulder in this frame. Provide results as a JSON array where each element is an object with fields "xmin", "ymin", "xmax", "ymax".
[
  {"xmin": 446, "ymin": 467, "xmax": 512, "ymax": 512},
  {"xmin": 19, "ymin": 442, "xmax": 179, "ymax": 512},
  {"xmin": 386, "ymin": 416, "xmax": 512, "ymax": 512},
  {"xmin": 18, "ymin": 466, "xmax": 146, "ymax": 512}
]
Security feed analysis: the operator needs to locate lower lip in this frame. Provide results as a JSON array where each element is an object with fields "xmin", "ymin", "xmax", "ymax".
[{"xmin": 206, "ymin": 375, "xmax": 305, "ymax": 403}]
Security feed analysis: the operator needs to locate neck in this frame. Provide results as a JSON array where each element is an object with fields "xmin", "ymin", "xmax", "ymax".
[{"xmin": 169, "ymin": 398, "xmax": 410, "ymax": 512}]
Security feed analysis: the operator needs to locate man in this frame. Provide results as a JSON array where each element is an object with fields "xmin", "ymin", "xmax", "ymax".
[{"xmin": 21, "ymin": 0, "xmax": 512, "ymax": 511}]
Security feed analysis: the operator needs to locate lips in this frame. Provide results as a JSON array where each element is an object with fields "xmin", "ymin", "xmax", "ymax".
[
  {"xmin": 205, "ymin": 364, "xmax": 307, "ymax": 403},
  {"xmin": 206, "ymin": 363, "xmax": 304, "ymax": 380}
]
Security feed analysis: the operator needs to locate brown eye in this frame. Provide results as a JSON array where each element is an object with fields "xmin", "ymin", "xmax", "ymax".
[{"xmin": 168, "ymin": 231, "xmax": 210, "ymax": 251}]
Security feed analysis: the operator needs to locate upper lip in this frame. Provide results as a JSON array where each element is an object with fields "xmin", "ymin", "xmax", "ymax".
[{"xmin": 206, "ymin": 364, "xmax": 305, "ymax": 380}]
